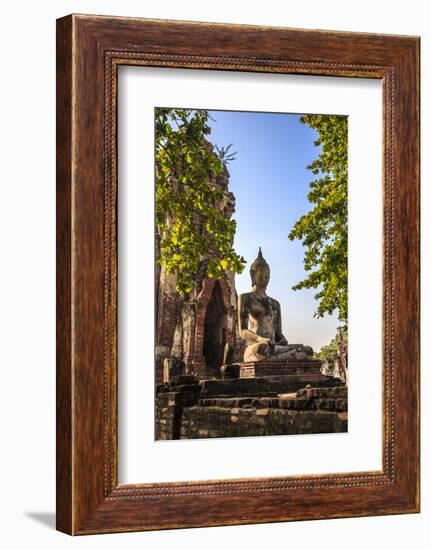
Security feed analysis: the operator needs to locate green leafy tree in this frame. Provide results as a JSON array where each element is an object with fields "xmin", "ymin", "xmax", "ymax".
[
  {"xmin": 315, "ymin": 327, "xmax": 348, "ymax": 362},
  {"xmin": 155, "ymin": 108, "xmax": 245, "ymax": 294},
  {"xmin": 288, "ymin": 115, "xmax": 348, "ymax": 323}
]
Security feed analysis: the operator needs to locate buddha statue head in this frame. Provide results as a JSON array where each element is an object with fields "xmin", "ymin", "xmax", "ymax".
[{"xmin": 250, "ymin": 248, "xmax": 270, "ymax": 289}]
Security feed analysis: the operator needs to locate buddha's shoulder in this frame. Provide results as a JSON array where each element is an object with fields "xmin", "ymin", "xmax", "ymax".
[
  {"xmin": 269, "ymin": 296, "xmax": 281, "ymax": 308},
  {"xmin": 238, "ymin": 291, "xmax": 254, "ymax": 302},
  {"xmin": 238, "ymin": 292, "xmax": 279, "ymax": 306}
]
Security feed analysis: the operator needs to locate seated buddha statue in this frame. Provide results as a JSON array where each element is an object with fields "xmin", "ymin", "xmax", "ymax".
[{"xmin": 238, "ymin": 248, "xmax": 313, "ymax": 363}]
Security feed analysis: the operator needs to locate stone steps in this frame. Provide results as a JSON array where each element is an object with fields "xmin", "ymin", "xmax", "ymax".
[
  {"xmin": 197, "ymin": 373, "xmax": 345, "ymax": 398},
  {"xmin": 266, "ymin": 374, "xmax": 343, "ymax": 394}
]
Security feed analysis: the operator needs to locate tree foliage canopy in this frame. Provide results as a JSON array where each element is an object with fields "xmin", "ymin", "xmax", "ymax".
[
  {"xmin": 315, "ymin": 327, "xmax": 348, "ymax": 362},
  {"xmin": 155, "ymin": 108, "xmax": 245, "ymax": 294},
  {"xmin": 288, "ymin": 115, "xmax": 348, "ymax": 323}
]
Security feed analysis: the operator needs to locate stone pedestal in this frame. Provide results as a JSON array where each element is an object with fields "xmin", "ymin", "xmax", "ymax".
[
  {"xmin": 238, "ymin": 359, "xmax": 344, "ymax": 394},
  {"xmin": 239, "ymin": 359, "xmax": 323, "ymax": 378}
]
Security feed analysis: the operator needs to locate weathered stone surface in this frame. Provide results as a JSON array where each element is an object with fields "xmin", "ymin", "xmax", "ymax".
[
  {"xmin": 178, "ymin": 406, "xmax": 347, "ymax": 439},
  {"xmin": 302, "ymin": 386, "xmax": 347, "ymax": 399},
  {"xmin": 237, "ymin": 359, "xmax": 346, "ymax": 410},
  {"xmin": 220, "ymin": 363, "xmax": 241, "ymax": 379},
  {"xmin": 155, "ymin": 379, "xmax": 347, "ymax": 440},
  {"xmin": 335, "ymin": 398, "xmax": 348, "ymax": 411},
  {"xmin": 240, "ymin": 360, "xmax": 322, "ymax": 378},
  {"xmin": 163, "ymin": 357, "xmax": 185, "ymax": 383},
  {"xmin": 155, "ymin": 382, "xmax": 201, "ymax": 439},
  {"xmin": 266, "ymin": 375, "xmax": 343, "ymax": 394},
  {"xmin": 168, "ymin": 375, "xmax": 198, "ymax": 386},
  {"xmin": 199, "ymin": 377, "xmax": 273, "ymax": 397}
]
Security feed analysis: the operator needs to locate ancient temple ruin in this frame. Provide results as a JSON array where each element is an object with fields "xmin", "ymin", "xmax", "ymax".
[
  {"xmin": 155, "ymin": 147, "xmax": 242, "ymax": 383},
  {"xmin": 155, "ymin": 143, "xmax": 347, "ymax": 439}
]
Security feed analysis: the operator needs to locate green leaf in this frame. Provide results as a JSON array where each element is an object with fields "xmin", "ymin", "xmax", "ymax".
[
  {"xmin": 289, "ymin": 115, "xmax": 348, "ymax": 324},
  {"xmin": 155, "ymin": 108, "xmax": 245, "ymax": 295}
]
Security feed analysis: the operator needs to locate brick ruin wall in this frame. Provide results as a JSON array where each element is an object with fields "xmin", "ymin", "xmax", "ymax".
[
  {"xmin": 155, "ymin": 380, "xmax": 347, "ymax": 440},
  {"xmin": 155, "ymin": 157, "xmax": 241, "ymax": 383}
]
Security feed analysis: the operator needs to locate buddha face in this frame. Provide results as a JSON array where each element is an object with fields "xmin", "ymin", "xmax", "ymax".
[{"xmin": 253, "ymin": 265, "xmax": 270, "ymax": 289}]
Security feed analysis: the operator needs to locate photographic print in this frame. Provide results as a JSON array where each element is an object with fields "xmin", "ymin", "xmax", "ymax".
[{"xmin": 155, "ymin": 107, "xmax": 348, "ymax": 440}]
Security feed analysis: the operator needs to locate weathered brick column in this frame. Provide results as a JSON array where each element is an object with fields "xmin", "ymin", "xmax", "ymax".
[{"xmin": 155, "ymin": 377, "xmax": 201, "ymax": 440}]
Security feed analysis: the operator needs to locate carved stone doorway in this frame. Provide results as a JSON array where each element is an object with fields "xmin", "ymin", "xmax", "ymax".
[{"xmin": 202, "ymin": 281, "xmax": 226, "ymax": 378}]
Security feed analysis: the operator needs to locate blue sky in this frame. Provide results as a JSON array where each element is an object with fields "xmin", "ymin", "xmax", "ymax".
[{"xmin": 207, "ymin": 110, "xmax": 340, "ymax": 351}]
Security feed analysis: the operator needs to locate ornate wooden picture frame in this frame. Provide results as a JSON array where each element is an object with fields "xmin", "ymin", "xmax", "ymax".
[{"xmin": 56, "ymin": 14, "xmax": 420, "ymax": 535}]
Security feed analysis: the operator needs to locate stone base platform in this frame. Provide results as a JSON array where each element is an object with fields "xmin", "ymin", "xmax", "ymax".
[
  {"xmin": 237, "ymin": 359, "xmax": 344, "ymax": 394},
  {"xmin": 198, "ymin": 374, "xmax": 343, "ymax": 398},
  {"xmin": 200, "ymin": 377, "xmax": 274, "ymax": 397},
  {"xmin": 156, "ymin": 378, "xmax": 347, "ymax": 440},
  {"xmin": 240, "ymin": 359, "xmax": 323, "ymax": 378}
]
